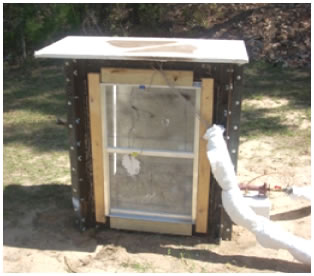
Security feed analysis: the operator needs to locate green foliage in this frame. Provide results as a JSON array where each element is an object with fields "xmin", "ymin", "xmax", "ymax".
[
  {"xmin": 3, "ymin": 3, "xmax": 311, "ymax": 69},
  {"xmin": 4, "ymin": 4, "xmax": 82, "ymax": 63},
  {"xmin": 137, "ymin": 4, "xmax": 162, "ymax": 27}
]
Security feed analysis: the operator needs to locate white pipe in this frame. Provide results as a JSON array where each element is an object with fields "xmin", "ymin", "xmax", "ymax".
[{"xmin": 204, "ymin": 124, "xmax": 311, "ymax": 265}]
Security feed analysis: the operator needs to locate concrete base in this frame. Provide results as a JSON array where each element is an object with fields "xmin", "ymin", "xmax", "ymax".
[{"xmin": 243, "ymin": 193, "xmax": 271, "ymax": 218}]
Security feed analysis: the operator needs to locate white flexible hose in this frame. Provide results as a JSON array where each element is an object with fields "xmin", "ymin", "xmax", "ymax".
[{"xmin": 204, "ymin": 124, "xmax": 311, "ymax": 265}]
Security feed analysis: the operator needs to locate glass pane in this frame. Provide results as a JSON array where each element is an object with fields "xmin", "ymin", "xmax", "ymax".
[
  {"xmin": 109, "ymin": 153, "xmax": 193, "ymax": 217},
  {"xmin": 105, "ymin": 85, "xmax": 196, "ymax": 152}
]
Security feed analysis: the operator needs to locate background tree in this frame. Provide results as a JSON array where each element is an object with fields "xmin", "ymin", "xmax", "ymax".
[{"xmin": 3, "ymin": 3, "xmax": 310, "ymax": 68}]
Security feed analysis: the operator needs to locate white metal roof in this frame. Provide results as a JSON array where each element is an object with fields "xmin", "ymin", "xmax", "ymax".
[{"xmin": 34, "ymin": 36, "xmax": 249, "ymax": 64}]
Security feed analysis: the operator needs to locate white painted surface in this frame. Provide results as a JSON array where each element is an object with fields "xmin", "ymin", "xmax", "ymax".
[
  {"xmin": 34, "ymin": 36, "xmax": 249, "ymax": 64},
  {"xmin": 243, "ymin": 195, "xmax": 271, "ymax": 218},
  {"xmin": 72, "ymin": 197, "xmax": 80, "ymax": 212},
  {"xmin": 121, "ymin": 154, "xmax": 141, "ymax": 176},
  {"xmin": 288, "ymin": 186, "xmax": 312, "ymax": 201}
]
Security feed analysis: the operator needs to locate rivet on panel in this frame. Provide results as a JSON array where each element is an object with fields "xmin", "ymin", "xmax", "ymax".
[
  {"xmin": 232, "ymin": 149, "xmax": 236, "ymax": 154},
  {"xmin": 65, "ymin": 61, "xmax": 69, "ymax": 66},
  {"xmin": 236, "ymin": 75, "xmax": 242, "ymax": 80},
  {"xmin": 67, "ymin": 101, "xmax": 72, "ymax": 106},
  {"xmin": 235, "ymin": 101, "xmax": 240, "ymax": 105},
  {"xmin": 68, "ymin": 124, "xmax": 73, "ymax": 128},
  {"xmin": 66, "ymin": 78, "xmax": 70, "ymax": 82},
  {"xmin": 72, "ymin": 167, "xmax": 76, "ymax": 171},
  {"xmin": 79, "ymin": 178, "xmax": 84, "ymax": 182},
  {"xmin": 228, "ymin": 111, "xmax": 232, "ymax": 115},
  {"xmin": 226, "ymin": 84, "xmax": 233, "ymax": 91},
  {"xmin": 77, "ymin": 141, "xmax": 81, "ymax": 147},
  {"xmin": 78, "ymin": 156, "xmax": 82, "ymax": 161},
  {"xmin": 73, "ymin": 70, "xmax": 78, "ymax": 76},
  {"xmin": 226, "ymin": 136, "xmax": 230, "ymax": 140},
  {"xmin": 70, "ymin": 146, "xmax": 74, "ymax": 150},
  {"xmin": 234, "ymin": 125, "xmax": 238, "ymax": 130},
  {"xmin": 75, "ymin": 118, "xmax": 80, "ymax": 124}
]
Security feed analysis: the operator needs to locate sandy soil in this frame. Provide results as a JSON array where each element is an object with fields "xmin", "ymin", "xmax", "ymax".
[{"xmin": 3, "ymin": 99, "xmax": 311, "ymax": 273}]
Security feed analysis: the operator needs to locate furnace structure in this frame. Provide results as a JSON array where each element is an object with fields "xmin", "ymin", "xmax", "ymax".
[{"xmin": 35, "ymin": 36, "xmax": 249, "ymax": 241}]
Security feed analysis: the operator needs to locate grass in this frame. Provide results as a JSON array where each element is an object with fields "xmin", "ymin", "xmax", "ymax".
[
  {"xmin": 3, "ymin": 60, "xmax": 72, "ymax": 227},
  {"xmin": 120, "ymin": 261, "xmax": 154, "ymax": 272},
  {"xmin": 240, "ymin": 61, "xmax": 311, "ymax": 146},
  {"xmin": 3, "ymin": 60, "xmax": 70, "ymax": 189}
]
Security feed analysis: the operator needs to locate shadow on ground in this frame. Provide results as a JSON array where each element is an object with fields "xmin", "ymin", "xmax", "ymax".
[
  {"xmin": 3, "ymin": 122, "xmax": 68, "ymax": 152},
  {"xmin": 242, "ymin": 62, "xmax": 310, "ymax": 106},
  {"xmin": 3, "ymin": 183, "xmax": 310, "ymax": 273},
  {"xmin": 3, "ymin": 61, "xmax": 66, "ymax": 116},
  {"xmin": 240, "ymin": 62, "xmax": 310, "ymax": 138},
  {"xmin": 3, "ymin": 61, "xmax": 68, "ymax": 152}
]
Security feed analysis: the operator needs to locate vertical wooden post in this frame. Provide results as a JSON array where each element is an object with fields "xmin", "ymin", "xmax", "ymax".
[
  {"xmin": 195, "ymin": 78, "xmax": 214, "ymax": 233},
  {"xmin": 88, "ymin": 73, "xmax": 106, "ymax": 223},
  {"xmin": 65, "ymin": 60, "xmax": 92, "ymax": 230}
]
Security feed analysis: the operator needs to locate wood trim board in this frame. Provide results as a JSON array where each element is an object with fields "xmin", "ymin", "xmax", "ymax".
[
  {"xmin": 195, "ymin": 78, "xmax": 214, "ymax": 233},
  {"xmin": 110, "ymin": 217, "xmax": 192, "ymax": 236},
  {"xmin": 88, "ymin": 73, "xmax": 106, "ymax": 223},
  {"xmin": 101, "ymin": 67, "xmax": 193, "ymax": 86}
]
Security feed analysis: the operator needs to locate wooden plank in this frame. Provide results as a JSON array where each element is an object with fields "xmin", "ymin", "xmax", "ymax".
[
  {"xmin": 110, "ymin": 217, "xmax": 192, "ymax": 236},
  {"xmin": 66, "ymin": 60, "xmax": 93, "ymax": 229},
  {"xmin": 195, "ymin": 78, "xmax": 214, "ymax": 233},
  {"xmin": 65, "ymin": 61, "xmax": 80, "ymax": 200},
  {"xmin": 88, "ymin": 73, "xmax": 106, "ymax": 223},
  {"xmin": 101, "ymin": 67, "xmax": 193, "ymax": 86}
]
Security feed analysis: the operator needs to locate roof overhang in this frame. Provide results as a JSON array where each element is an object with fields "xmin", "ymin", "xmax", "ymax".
[{"xmin": 35, "ymin": 36, "xmax": 249, "ymax": 64}]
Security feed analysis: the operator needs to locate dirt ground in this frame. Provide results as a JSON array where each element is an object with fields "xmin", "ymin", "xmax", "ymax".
[{"xmin": 3, "ymin": 94, "xmax": 311, "ymax": 273}]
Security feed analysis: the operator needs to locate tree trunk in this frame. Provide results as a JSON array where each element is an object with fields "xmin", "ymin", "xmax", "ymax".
[{"xmin": 21, "ymin": 31, "xmax": 27, "ymax": 60}]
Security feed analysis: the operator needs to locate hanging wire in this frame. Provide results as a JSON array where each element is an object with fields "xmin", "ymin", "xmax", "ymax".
[
  {"xmin": 122, "ymin": 62, "xmax": 211, "ymax": 151},
  {"xmin": 151, "ymin": 62, "xmax": 211, "ymax": 129}
]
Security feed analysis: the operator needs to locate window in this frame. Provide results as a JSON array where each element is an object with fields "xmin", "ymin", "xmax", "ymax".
[{"xmin": 101, "ymin": 83, "xmax": 201, "ymax": 224}]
